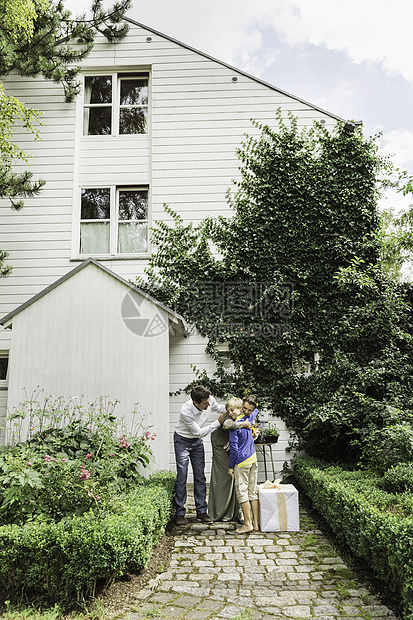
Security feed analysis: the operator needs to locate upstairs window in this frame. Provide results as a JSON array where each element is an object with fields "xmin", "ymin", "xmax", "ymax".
[
  {"xmin": 80, "ymin": 187, "xmax": 149, "ymax": 255},
  {"xmin": 83, "ymin": 74, "xmax": 149, "ymax": 136}
]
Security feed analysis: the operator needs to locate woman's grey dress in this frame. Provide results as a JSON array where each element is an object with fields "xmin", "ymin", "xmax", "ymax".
[{"xmin": 208, "ymin": 419, "xmax": 240, "ymax": 521}]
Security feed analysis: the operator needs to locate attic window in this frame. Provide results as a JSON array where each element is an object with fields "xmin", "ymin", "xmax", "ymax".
[{"xmin": 83, "ymin": 73, "xmax": 149, "ymax": 136}]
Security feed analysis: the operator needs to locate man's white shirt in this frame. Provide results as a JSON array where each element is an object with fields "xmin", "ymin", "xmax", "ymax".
[{"xmin": 175, "ymin": 396, "xmax": 225, "ymax": 439}]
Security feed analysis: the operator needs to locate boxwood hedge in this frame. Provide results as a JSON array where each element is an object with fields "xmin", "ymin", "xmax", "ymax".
[
  {"xmin": 294, "ymin": 456, "xmax": 413, "ymax": 620},
  {"xmin": 0, "ymin": 470, "xmax": 175, "ymax": 603}
]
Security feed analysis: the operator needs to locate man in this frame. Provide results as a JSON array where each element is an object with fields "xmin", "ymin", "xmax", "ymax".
[{"xmin": 174, "ymin": 385, "xmax": 226, "ymax": 526}]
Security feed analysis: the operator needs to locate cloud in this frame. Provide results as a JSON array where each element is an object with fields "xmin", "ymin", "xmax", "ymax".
[
  {"xmin": 378, "ymin": 128, "xmax": 413, "ymax": 168},
  {"xmin": 63, "ymin": 0, "xmax": 413, "ymax": 84},
  {"xmin": 282, "ymin": 1, "xmax": 413, "ymax": 83}
]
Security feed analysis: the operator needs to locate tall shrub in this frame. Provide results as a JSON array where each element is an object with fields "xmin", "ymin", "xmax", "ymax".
[{"xmin": 137, "ymin": 111, "xmax": 413, "ymax": 464}]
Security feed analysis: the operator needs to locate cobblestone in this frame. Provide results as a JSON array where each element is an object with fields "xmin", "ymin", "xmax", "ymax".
[{"xmin": 119, "ymin": 486, "xmax": 400, "ymax": 620}]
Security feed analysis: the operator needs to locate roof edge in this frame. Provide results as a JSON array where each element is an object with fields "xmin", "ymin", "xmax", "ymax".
[
  {"xmin": 0, "ymin": 259, "xmax": 186, "ymax": 330},
  {"xmin": 125, "ymin": 17, "xmax": 345, "ymax": 123}
]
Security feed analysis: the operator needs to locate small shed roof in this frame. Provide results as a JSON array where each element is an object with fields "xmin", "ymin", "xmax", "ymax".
[{"xmin": 0, "ymin": 258, "xmax": 187, "ymax": 336}]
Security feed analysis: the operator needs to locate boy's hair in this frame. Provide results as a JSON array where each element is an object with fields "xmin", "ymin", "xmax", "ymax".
[
  {"xmin": 226, "ymin": 397, "xmax": 243, "ymax": 411},
  {"xmin": 190, "ymin": 385, "xmax": 211, "ymax": 404},
  {"xmin": 243, "ymin": 394, "xmax": 258, "ymax": 407}
]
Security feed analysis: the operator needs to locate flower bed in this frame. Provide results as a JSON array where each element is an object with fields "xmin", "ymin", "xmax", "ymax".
[{"xmin": 0, "ymin": 395, "xmax": 176, "ymax": 605}]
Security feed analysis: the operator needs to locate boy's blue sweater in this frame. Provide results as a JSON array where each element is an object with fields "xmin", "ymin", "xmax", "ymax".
[{"xmin": 228, "ymin": 408, "xmax": 258, "ymax": 469}]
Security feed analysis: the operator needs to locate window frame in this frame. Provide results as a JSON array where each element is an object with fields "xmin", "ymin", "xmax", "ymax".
[
  {"xmin": 82, "ymin": 71, "xmax": 150, "ymax": 138},
  {"xmin": 78, "ymin": 185, "xmax": 150, "ymax": 258}
]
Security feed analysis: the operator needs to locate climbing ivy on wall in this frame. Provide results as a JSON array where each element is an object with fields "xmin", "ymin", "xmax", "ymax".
[{"xmin": 137, "ymin": 110, "xmax": 413, "ymax": 465}]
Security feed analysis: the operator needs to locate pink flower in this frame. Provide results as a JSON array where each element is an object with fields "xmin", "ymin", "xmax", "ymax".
[
  {"xmin": 27, "ymin": 461, "xmax": 33, "ymax": 466},
  {"xmin": 79, "ymin": 467, "xmax": 91, "ymax": 481},
  {"xmin": 61, "ymin": 458, "xmax": 67, "ymax": 462},
  {"xmin": 96, "ymin": 495, "xmax": 100, "ymax": 501},
  {"xmin": 86, "ymin": 453, "xmax": 92, "ymax": 459},
  {"xmin": 119, "ymin": 435, "xmax": 130, "ymax": 449}
]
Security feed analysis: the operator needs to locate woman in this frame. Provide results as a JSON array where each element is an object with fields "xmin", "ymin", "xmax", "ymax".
[{"xmin": 208, "ymin": 394, "xmax": 258, "ymax": 521}]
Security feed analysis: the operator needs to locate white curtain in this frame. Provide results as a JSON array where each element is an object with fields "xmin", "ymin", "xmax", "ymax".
[
  {"xmin": 83, "ymin": 80, "xmax": 92, "ymax": 136},
  {"xmin": 80, "ymin": 222, "xmax": 110, "ymax": 254},
  {"xmin": 118, "ymin": 222, "xmax": 148, "ymax": 253}
]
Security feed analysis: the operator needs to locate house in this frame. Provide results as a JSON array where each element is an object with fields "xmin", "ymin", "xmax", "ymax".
[{"xmin": 0, "ymin": 18, "xmax": 343, "ymax": 478}]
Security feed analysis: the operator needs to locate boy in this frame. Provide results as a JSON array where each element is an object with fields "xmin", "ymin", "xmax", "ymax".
[{"xmin": 227, "ymin": 395, "xmax": 260, "ymax": 534}]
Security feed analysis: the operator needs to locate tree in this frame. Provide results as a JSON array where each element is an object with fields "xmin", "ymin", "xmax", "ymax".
[
  {"xmin": 0, "ymin": 0, "xmax": 50, "ymax": 43},
  {"xmin": 378, "ymin": 206, "xmax": 413, "ymax": 280},
  {"xmin": 0, "ymin": 0, "xmax": 131, "ymax": 275},
  {"xmin": 137, "ymin": 111, "xmax": 413, "ymax": 465},
  {"xmin": 0, "ymin": 0, "xmax": 131, "ymax": 102}
]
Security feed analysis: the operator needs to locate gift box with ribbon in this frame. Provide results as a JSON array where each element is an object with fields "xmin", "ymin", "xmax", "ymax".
[{"xmin": 258, "ymin": 480, "xmax": 300, "ymax": 532}]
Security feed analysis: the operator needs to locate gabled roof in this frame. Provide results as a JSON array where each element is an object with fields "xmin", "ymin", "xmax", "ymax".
[
  {"xmin": 126, "ymin": 18, "xmax": 345, "ymax": 123},
  {"xmin": 0, "ymin": 258, "xmax": 187, "ymax": 335}
]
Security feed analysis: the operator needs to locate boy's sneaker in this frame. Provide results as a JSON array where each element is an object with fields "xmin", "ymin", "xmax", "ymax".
[
  {"xmin": 176, "ymin": 515, "xmax": 187, "ymax": 527},
  {"xmin": 196, "ymin": 512, "xmax": 213, "ymax": 524}
]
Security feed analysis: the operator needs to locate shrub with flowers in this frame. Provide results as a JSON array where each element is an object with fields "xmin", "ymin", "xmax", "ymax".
[{"xmin": 0, "ymin": 395, "xmax": 158, "ymax": 524}]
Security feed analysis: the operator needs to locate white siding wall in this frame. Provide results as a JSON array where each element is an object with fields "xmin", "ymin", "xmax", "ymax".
[
  {"xmin": 0, "ymin": 20, "xmax": 339, "ymax": 468},
  {"xmin": 4, "ymin": 263, "xmax": 170, "ymax": 471}
]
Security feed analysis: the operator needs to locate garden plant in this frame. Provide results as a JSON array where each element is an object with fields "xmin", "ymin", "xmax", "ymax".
[{"xmin": 0, "ymin": 394, "xmax": 175, "ymax": 607}]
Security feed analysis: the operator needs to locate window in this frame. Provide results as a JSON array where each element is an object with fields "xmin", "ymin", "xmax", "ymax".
[
  {"xmin": 0, "ymin": 356, "xmax": 8, "ymax": 381},
  {"xmin": 83, "ymin": 74, "xmax": 149, "ymax": 136},
  {"xmin": 80, "ymin": 187, "xmax": 149, "ymax": 255}
]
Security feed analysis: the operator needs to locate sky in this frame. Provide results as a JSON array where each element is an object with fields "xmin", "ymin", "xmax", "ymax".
[{"xmin": 63, "ymin": 0, "xmax": 413, "ymax": 214}]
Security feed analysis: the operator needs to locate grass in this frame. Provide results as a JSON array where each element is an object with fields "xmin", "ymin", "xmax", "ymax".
[
  {"xmin": 230, "ymin": 612, "xmax": 253, "ymax": 620},
  {"xmin": 2, "ymin": 603, "xmax": 63, "ymax": 620}
]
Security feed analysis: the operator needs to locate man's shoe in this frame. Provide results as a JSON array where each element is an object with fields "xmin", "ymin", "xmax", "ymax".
[
  {"xmin": 196, "ymin": 512, "xmax": 213, "ymax": 524},
  {"xmin": 176, "ymin": 515, "xmax": 187, "ymax": 527}
]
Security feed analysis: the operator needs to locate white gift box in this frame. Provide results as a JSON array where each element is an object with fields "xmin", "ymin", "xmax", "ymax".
[{"xmin": 259, "ymin": 484, "xmax": 300, "ymax": 532}]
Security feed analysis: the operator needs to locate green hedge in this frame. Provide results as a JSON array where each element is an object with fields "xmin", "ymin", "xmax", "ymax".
[
  {"xmin": 294, "ymin": 456, "xmax": 413, "ymax": 620},
  {"xmin": 0, "ymin": 470, "xmax": 176, "ymax": 603}
]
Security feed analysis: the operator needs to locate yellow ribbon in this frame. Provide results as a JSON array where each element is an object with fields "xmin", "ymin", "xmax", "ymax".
[{"xmin": 276, "ymin": 491, "xmax": 288, "ymax": 531}]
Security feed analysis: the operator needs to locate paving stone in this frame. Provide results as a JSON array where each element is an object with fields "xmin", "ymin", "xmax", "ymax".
[
  {"xmin": 341, "ymin": 606, "xmax": 363, "ymax": 616},
  {"xmin": 172, "ymin": 595, "xmax": 205, "ymax": 608},
  {"xmin": 185, "ymin": 610, "xmax": 213, "ymax": 620},
  {"xmin": 160, "ymin": 605, "xmax": 187, "ymax": 617},
  {"xmin": 217, "ymin": 572, "xmax": 241, "ymax": 581},
  {"xmin": 197, "ymin": 599, "xmax": 224, "ymax": 611},
  {"xmin": 150, "ymin": 592, "xmax": 180, "ymax": 604},
  {"xmin": 282, "ymin": 605, "xmax": 311, "ymax": 618},
  {"xmin": 286, "ymin": 573, "xmax": 310, "ymax": 581},
  {"xmin": 106, "ymin": 486, "xmax": 401, "ymax": 620},
  {"xmin": 312, "ymin": 604, "xmax": 341, "ymax": 615}
]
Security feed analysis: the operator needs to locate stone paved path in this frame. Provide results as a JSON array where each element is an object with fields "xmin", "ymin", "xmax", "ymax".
[{"xmin": 117, "ymin": 487, "xmax": 400, "ymax": 620}]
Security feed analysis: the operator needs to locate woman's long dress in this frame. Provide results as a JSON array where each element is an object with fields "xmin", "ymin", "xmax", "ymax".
[{"xmin": 208, "ymin": 424, "xmax": 240, "ymax": 521}]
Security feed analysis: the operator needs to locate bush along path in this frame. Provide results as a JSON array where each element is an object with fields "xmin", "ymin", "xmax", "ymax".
[{"xmin": 111, "ymin": 487, "xmax": 400, "ymax": 620}]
